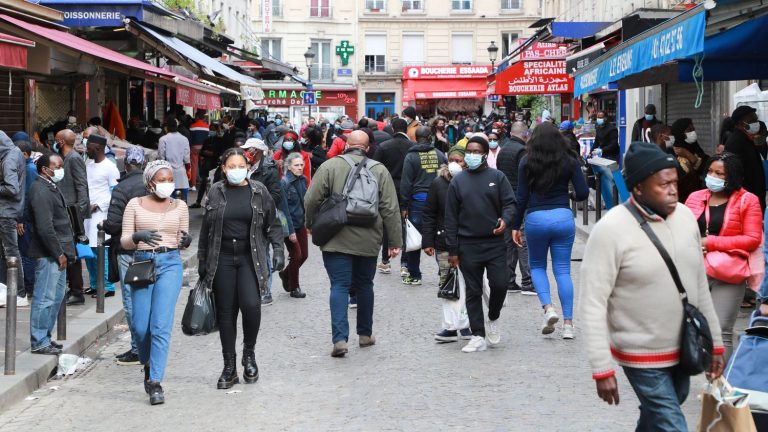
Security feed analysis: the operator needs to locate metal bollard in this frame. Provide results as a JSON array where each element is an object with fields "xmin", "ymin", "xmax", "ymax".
[
  {"xmin": 57, "ymin": 292, "xmax": 66, "ymax": 341},
  {"xmin": 595, "ymin": 171, "xmax": 603, "ymax": 222},
  {"xmin": 583, "ymin": 171, "xmax": 590, "ymax": 226},
  {"xmin": 96, "ymin": 224, "xmax": 105, "ymax": 314},
  {"xmin": 4, "ymin": 257, "xmax": 19, "ymax": 375}
]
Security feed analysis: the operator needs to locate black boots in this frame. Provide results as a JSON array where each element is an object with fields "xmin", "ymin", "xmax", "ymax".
[
  {"xmin": 148, "ymin": 381, "xmax": 164, "ymax": 405},
  {"xmin": 217, "ymin": 353, "xmax": 239, "ymax": 389},
  {"xmin": 242, "ymin": 349, "xmax": 259, "ymax": 384}
]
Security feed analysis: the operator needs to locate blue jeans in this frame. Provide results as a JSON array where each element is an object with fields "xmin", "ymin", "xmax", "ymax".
[
  {"xmin": 85, "ymin": 246, "xmax": 115, "ymax": 292},
  {"xmin": 405, "ymin": 199, "xmax": 425, "ymax": 279},
  {"xmin": 30, "ymin": 257, "xmax": 67, "ymax": 350},
  {"xmin": 525, "ymin": 208, "xmax": 576, "ymax": 319},
  {"xmin": 623, "ymin": 366, "xmax": 690, "ymax": 432},
  {"xmin": 130, "ymin": 250, "xmax": 183, "ymax": 382},
  {"xmin": 322, "ymin": 252, "xmax": 376, "ymax": 343},
  {"xmin": 117, "ymin": 253, "xmax": 138, "ymax": 354},
  {"xmin": 592, "ymin": 165, "xmax": 615, "ymax": 209}
]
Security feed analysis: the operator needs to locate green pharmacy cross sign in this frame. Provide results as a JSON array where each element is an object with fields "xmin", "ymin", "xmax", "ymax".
[{"xmin": 335, "ymin": 40, "xmax": 355, "ymax": 66}]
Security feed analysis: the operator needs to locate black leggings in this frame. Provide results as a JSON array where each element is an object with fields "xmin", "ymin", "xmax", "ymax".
[{"xmin": 213, "ymin": 247, "xmax": 261, "ymax": 355}]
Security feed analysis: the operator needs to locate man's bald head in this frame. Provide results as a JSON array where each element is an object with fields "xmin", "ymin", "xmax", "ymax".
[
  {"xmin": 57, "ymin": 129, "xmax": 76, "ymax": 147},
  {"xmin": 83, "ymin": 126, "xmax": 99, "ymax": 139},
  {"xmin": 415, "ymin": 126, "xmax": 431, "ymax": 143},
  {"xmin": 346, "ymin": 130, "xmax": 369, "ymax": 149},
  {"xmin": 510, "ymin": 121, "xmax": 528, "ymax": 140}
]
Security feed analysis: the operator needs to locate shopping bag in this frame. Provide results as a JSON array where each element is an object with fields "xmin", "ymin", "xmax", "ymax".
[
  {"xmin": 724, "ymin": 311, "xmax": 768, "ymax": 412},
  {"xmin": 181, "ymin": 278, "xmax": 218, "ymax": 336},
  {"xmin": 697, "ymin": 377, "xmax": 757, "ymax": 432},
  {"xmin": 438, "ymin": 267, "xmax": 460, "ymax": 300},
  {"xmin": 75, "ymin": 243, "xmax": 95, "ymax": 259},
  {"xmin": 404, "ymin": 219, "xmax": 422, "ymax": 252}
]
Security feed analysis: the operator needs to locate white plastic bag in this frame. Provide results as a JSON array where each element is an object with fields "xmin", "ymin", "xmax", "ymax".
[
  {"xmin": 0, "ymin": 282, "xmax": 6, "ymax": 307},
  {"xmin": 442, "ymin": 269, "xmax": 469, "ymax": 331},
  {"xmin": 404, "ymin": 219, "xmax": 422, "ymax": 252}
]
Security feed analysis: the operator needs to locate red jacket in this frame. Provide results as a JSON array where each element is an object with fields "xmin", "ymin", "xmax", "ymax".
[
  {"xmin": 684, "ymin": 187, "xmax": 762, "ymax": 253},
  {"xmin": 327, "ymin": 131, "xmax": 352, "ymax": 158},
  {"xmin": 273, "ymin": 150, "xmax": 311, "ymax": 187}
]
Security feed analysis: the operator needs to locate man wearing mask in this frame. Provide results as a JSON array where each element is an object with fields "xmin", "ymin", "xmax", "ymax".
[
  {"xmin": 57, "ymin": 129, "xmax": 91, "ymax": 306},
  {"xmin": 592, "ymin": 111, "xmax": 620, "ymax": 209},
  {"xmin": 725, "ymin": 105, "xmax": 766, "ymax": 209},
  {"xmin": 631, "ymin": 104, "xmax": 661, "ymax": 143},
  {"xmin": 580, "ymin": 142, "xmax": 724, "ymax": 430},
  {"xmin": 265, "ymin": 115, "xmax": 284, "ymax": 148},
  {"xmin": 444, "ymin": 135, "xmax": 516, "ymax": 353},
  {"xmin": 650, "ymin": 124, "xmax": 675, "ymax": 154},
  {"xmin": 0, "ymin": 131, "xmax": 26, "ymax": 306},
  {"xmin": 158, "ymin": 119, "xmax": 191, "ymax": 202},
  {"xmin": 189, "ymin": 112, "xmax": 210, "ymax": 193},
  {"xmin": 403, "ymin": 107, "xmax": 420, "ymax": 142},
  {"xmin": 28, "ymin": 153, "xmax": 75, "ymax": 355}
]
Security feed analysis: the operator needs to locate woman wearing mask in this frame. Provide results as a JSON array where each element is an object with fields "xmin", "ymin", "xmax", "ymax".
[
  {"xmin": 486, "ymin": 131, "xmax": 502, "ymax": 169},
  {"xmin": 670, "ymin": 118, "xmax": 709, "ymax": 202},
  {"xmin": 431, "ymin": 116, "xmax": 450, "ymax": 153},
  {"xmin": 198, "ymin": 148, "xmax": 284, "ymax": 390},
  {"xmin": 512, "ymin": 123, "xmax": 589, "ymax": 339},
  {"xmin": 278, "ymin": 152, "xmax": 308, "ymax": 299},
  {"xmin": 422, "ymin": 146, "xmax": 471, "ymax": 342},
  {"xmin": 305, "ymin": 125, "xmax": 327, "ymax": 175},
  {"xmin": 273, "ymin": 130, "xmax": 311, "ymax": 186},
  {"xmin": 684, "ymin": 153, "xmax": 762, "ymax": 361},
  {"xmin": 120, "ymin": 160, "xmax": 191, "ymax": 405}
]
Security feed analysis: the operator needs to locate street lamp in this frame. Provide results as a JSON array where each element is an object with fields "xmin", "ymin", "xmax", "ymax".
[
  {"xmin": 487, "ymin": 41, "xmax": 499, "ymax": 73},
  {"xmin": 304, "ymin": 47, "xmax": 315, "ymax": 119}
]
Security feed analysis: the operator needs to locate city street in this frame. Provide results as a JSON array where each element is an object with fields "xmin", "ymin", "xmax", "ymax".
[{"xmin": 0, "ymin": 236, "xmax": 711, "ymax": 431}]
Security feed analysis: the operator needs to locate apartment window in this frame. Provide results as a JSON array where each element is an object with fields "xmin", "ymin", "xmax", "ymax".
[
  {"xmin": 452, "ymin": 0, "xmax": 472, "ymax": 10},
  {"xmin": 501, "ymin": 32, "xmax": 519, "ymax": 57},
  {"xmin": 310, "ymin": 0, "xmax": 331, "ymax": 17},
  {"xmin": 365, "ymin": 33, "xmax": 386, "ymax": 73},
  {"xmin": 272, "ymin": 0, "xmax": 282, "ymax": 16},
  {"xmin": 310, "ymin": 40, "xmax": 332, "ymax": 80},
  {"xmin": 451, "ymin": 33, "xmax": 473, "ymax": 64},
  {"xmin": 402, "ymin": 33, "xmax": 424, "ymax": 66},
  {"xmin": 261, "ymin": 38, "xmax": 282, "ymax": 61},
  {"xmin": 501, "ymin": 0, "xmax": 521, "ymax": 9},
  {"xmin": 402, "ymin": 0, "xmax": 422, "ymax": 11},
  {"xmin": 366, "ymin": 0, "xmax": 385, "ymax": 10}
]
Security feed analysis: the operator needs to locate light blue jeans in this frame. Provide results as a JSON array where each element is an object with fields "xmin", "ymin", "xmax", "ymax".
[
  {"xmin": 130, "ymin": 250, "xmax": 183, "ymax": 382},
  {"xmin": 623, "ymin": 366, "xmax": 690, "ymax": 432},
  {"xmin": 30, "ymin": 257, "xmax": 67, "ymax": 350},
  {"xmin": 525, "ymin": 208, "xmax": 576, "ymax": 320},
  {"xmin": 592, "ymin": 164, "xmax": 616, "ymax": 209},
  {"xmin": 117, "ymin": 253, "xmax": 138, "ymax": 354}
]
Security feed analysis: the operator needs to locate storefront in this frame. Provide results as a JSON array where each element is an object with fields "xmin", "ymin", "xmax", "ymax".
[
  {"xmin": 401, "ymin": 65, "xmax": 490, "ymax": 117},
  {"xmin": 252, "ymin": 87, "xmax": 358, "ymax": 127},
  {"xmin": 0, "ymin": 32, "xmax": 32, "ymax": 133}
]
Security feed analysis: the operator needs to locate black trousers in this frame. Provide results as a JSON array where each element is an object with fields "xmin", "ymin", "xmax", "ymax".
[
  {"xmin": 458, "ymin": 240, "xmax": 508, "ymax": 337},
  {"xmin": 213, "ymin": 243, "xmax": 261, "ymax": 355}
]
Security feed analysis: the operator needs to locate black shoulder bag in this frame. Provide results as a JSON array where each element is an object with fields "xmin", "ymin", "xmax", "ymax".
[
  {"xmin": 310, "ymin": 157, "xmax": 367, "ymax": 246},
  {"xmin": 624, "ymin": 202, "xmax": 714, "ymax": 376}
]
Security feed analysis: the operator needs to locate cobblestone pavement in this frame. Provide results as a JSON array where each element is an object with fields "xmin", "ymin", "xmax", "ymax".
[{"xmin": 0, "ymin": 237, "xmax": 715, "ymax": 431}]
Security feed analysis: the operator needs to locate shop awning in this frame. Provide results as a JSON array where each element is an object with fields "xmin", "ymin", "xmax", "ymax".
[
  {"xmin": 0, "ymin": 13, "xmax": 176, "ymax": 79},
  {"xmin": 0, "ymin": 32, "xmax": 32, "ymax": 70},
  {"xmin": 550, "ymin": 22, "xmax": 612, "ymax": 39},
  {"xmin": 494, "ymin": 60, "xmax": 573, "ymax": 95},
  {"xmin": 175, "ymin": 76, "xmax": 222, "ymax": 111},
  {"xmin": 402, "ymin": 78, "xmax": 487, "ymax": 101},
  {"xmin": 573, "ymin": 7, "xmax": 707, "ymax": 95}
]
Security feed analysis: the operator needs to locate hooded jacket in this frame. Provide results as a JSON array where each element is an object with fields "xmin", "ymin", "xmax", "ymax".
[
  {"xmin": 495, "ymin": 135, "xmax": 526, "ymax": 191},
  {"xmin": 400, "ymin": 143, "xmax": 447, "ymax": 209},
  {"xmin": 373, "ymin": 132, "xmax": 414, "ymax": 195},
  {"xmin": 421, "ymin": 165, "xmax": 452, "ymax": 251},
  {"xmin": 0, "ymin": 131, "xmax": 26, "ymax": 220}
]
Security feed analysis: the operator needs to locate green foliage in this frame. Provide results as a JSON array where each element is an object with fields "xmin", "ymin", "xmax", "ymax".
[{"xmin": 516, "ymin": 95, "xmax": 549, "ymax": 121}]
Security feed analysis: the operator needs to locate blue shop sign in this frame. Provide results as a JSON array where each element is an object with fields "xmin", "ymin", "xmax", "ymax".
[
  {"xmin": 574, "ymin": 10, "xmax": 706, "ymax": 95},
  {"xmin": 41, "ymin": 3, "xmax": 145, "ymax": 27},
  {"xmin": 337, "ymin": 68, "xmax": 353, "ymax": 77}
]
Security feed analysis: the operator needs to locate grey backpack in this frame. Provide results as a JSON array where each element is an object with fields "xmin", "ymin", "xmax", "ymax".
[{"xmin": 340, "ymin": 155, "xmax": 380, "ymax": 227}]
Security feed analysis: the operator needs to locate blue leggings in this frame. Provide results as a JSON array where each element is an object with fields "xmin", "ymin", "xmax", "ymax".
[{"xmin": 524, "ymin": 208, "xmax": 576, "ymax": 320}]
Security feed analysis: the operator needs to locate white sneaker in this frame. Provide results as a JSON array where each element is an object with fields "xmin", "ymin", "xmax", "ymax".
[
  {"xmin": 16, "ymin": 296, "xmax": 29, "ymax": 307},
  {"xmin": 461, "ymin": 335, "xmax": 488, "ymax": 353},
  {"xmin": 563, "ymin": 324, "xmax": 575, "ymax": 340},
  {"xmin": 486, "ymin": 320, "xmax": 501, "ymax": 345},
  {"xmin": 541, "ymin": 308, "xmax": 559, "ymax": 335}
]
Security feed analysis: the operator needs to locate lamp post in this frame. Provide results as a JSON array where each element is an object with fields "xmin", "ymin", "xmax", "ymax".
[
  {"xmin": 304, "ymin": 47, "xmax": 315, "ymax": 119},
  {"xmin": 487, "ymin": 41, "xmax": 499, "ymax": 73}
]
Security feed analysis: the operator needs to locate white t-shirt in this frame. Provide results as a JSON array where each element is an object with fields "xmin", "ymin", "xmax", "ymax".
[{"xmin": 84, "ymin": 158, "xmax": 119, "ymax": 247}]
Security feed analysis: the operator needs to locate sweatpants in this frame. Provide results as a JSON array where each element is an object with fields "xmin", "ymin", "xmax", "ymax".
[{"xmin": 458, "ymin": 240, "xmax": 507, "ymax": 337}]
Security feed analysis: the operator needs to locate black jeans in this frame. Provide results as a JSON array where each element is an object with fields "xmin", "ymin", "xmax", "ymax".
[
  {"xmin": 213, "ymin": 240, "xmax": 261, "ymax": 355},
  {"xmin": 458, "ymin": 240, "xmax": 508, "ymax": 337}
]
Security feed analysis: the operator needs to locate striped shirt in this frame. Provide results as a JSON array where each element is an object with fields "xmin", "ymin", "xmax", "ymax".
[{"xmin": 120, "ymin": 197, "xmax": 189, "ymax": 250}]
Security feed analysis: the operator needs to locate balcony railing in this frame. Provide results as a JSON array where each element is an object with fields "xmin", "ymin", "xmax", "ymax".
[{"xmin": 309, "ymin": 66, "xmax": 333, "ymax": 81}]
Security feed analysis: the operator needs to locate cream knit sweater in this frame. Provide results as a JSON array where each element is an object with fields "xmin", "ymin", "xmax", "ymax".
[{"xmin": 579, "ymin": 200, "xmax": 724, "ymax": 380}]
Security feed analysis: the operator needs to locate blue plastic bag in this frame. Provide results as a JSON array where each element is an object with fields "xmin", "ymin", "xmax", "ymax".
[
  {"xmin": 76, "ymin": 243, "xmax": 94, "ymax": 259},
  {"xmin": 725, "ymin": 311, "xmax": 768, "ymax": 411}
]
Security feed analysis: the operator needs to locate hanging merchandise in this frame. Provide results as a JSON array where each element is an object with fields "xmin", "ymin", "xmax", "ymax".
[{"xmin": 102, "ymin": 101, "xmax": 126, "ymax": 139}]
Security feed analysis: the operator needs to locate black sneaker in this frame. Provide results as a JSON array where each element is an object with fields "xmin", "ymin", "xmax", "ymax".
[
  {"xmin": 290, "ymin": 288, "xmax": 306, "ymax": 298},
  {"xmin": 434, "ymin": 329, "xmax": 458, "ymax": 343},
  {"xmin": 32, "ymin": 345, "xmax": 62, "ymax": 355},
  {"xmin": 116, "ymin": 351, "xmax": 140, "ymax": 366},
  {"xmin": 189, "ymin": 202, "xmax": 202, "ymax": 209},
  {"xmin": 83, "ymin": 288, "xmax": 96, "ymax": 295},
  {"xmin": 66, "ymin": 293, "xmax": 85, "ymax": 306},
  {"xmin": 115, "ymin": 348, "xmax": 133, "ymax": 359},
  {"xmin": 91, "ymin": 291, "xmax": 115, "ymax": 298},
  {"xmin": 278, "ymin": 271, "xmax": 290, "ymax": 292},
  {"xmin": 520, "ymin": 286, "xmax": 537, "ymax": 296},
  {"xmin": 507, "ymin": 282, "xmax": 522, "ymax": 293},
  {"xmin": 261, "ymin": 293, "xmax": 273, "ymax": 306},
  {"xmin": 50, "ymin": 340, "xmax": 63, "ymax": 349}
]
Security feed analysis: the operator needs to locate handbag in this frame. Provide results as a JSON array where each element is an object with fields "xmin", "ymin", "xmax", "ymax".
[
  {"xmin": 438, "ymin": 267, "xmax": 460, "ymax": 300},
  {"xmin": 625, "ymin": 202, "xmax": 714, "ymax": 376},
  {"xmin": 404, "ymin": 219, "xmax": 422, "ymax": 252},
  {"xmin": 311, "ymin": 159, "xmax": 368, "ymax": 246},
  {"xmin": 181, "ymin": 278, "xmax": 218, "ymax": 336},
  {"xmin": 702, "ymin": 200, "xmax": 751, "ymax": 283},
  {"xmin": 697, "ymin": 377, "xmax": 757, "ymax": 432},
  {"xmin": 123, "ymin": 257, "xmax": 155, "ymax": 288}
]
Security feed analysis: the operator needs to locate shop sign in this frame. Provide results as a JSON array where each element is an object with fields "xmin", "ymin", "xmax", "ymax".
[
  {"xmin": 44, "ymin": 4, "xmax": 145, "ymax": 27},
  {"xmin": 262, "ymin": 0, "xmax": 272, "ymax": 33},
  {"xmin": 254, "ymin": 89, "xmax": 357, "ymax": 106},
  {"xmin": 402, "ymin": 65, "xmax": 491, "ymax": 80},
  {"xmin": 335, "ymin": 41, "xmax": 355, "ymax": 66},
  {"xmin": 519, "ymin": 42, "xmax": 570, "ymax": 60},
  {"xmin": 177, "ymin": 86, "xmax": 221, "ymax": 111},
  {"xmin": 414, "ymin": 90, "xmax": 482, "ymax": 99},
  {"xmin": 487, "ymin": 94, "xmax": 500, "ymax": 102},
  {"xmin": 337, "ymin": 68, "xmax": 353, "ymax": 77},
  {"xmin": 498, "ymin": 60, "xmax": 573, "ymax": 95}
]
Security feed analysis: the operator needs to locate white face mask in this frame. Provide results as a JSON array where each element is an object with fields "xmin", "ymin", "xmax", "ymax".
[
  {"xmin": 67, "ymin": 116, "xmax": 77, "ymax": 124},
  {"xmin": 51, "ymin": 168, "xmax": 65, "ymax": 183},
  {"xmin": 153, "ymin": 182, "xmax": 175, "ymax": 199},
  {"xmin": 747, "ymin": 122, "xmax": 761, "ymax": 134},
  {"xmin": 448, "ymin": 161, "xmax": 463, "ymax": 177},
  {"xmin": 684, "ymin": 131, "xmax": 697, "ymax": 144},
  {"xmin": 665, "ymin": 136, "xmax": 675, "ymax": 149}
]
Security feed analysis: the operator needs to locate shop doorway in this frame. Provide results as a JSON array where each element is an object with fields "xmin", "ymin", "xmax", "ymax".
[{"xmin": 365, "ymin": 93, "xmax": 394, "ymax": 119}]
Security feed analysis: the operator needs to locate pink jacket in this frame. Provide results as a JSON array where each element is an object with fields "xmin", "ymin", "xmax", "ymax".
[{"xmin": 684, "ymin": 188, "xmax": 762, "ymax": 253}]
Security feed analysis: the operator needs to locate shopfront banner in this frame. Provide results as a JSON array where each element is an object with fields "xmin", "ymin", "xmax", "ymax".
[
  {"xmin": 520, "ymin": 42, "xmax": 570, "ymax": 60},
  {"xmin": 49, "ymin": 4, "xmax": 145, "ymax": 27},
  {"xmin": 402, "ymin": 65, "xmax": 491, "ymax": 80},
  {"xmin": 253, "ymin": 89, "xmax": 357, "ymax": 107},
  {"xmin": 177, "ymin": 85, "xmax": 221, "ymax": 111},
  {"xmin": 496, "ymin": 60, "xmax": 573, "ymax": 95},
  {"xmin": 573, "ymin": 10, "xmax": 706, "ymax": 95}
]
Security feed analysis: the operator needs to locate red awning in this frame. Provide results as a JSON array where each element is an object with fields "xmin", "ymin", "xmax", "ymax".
[
  {"xmin": 0, "ymin": 14, "xmax": 175, "ymax": 79},
  {"xmin": 175, "ymin": 77, "xmax": 222, "ymax": 111},
  {"xmin": 402, "ymin": 78, "xmax": 487, "ymax": 101},
  {"xmin": 493, "ymin": 60, "xmax": 573, "ymax": 95},
  {"xmin": 0, "ymin": 32, "xmax": 32, "ymax": 70}
]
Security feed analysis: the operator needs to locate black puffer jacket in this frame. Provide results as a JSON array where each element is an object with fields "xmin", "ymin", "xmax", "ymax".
[
  {"xmin": 495, "ymin": 136, "xmax": 526, "ymax": 191},
  {"xmin": 421, "ymin": 166, "xmax": 452, "ymax": 251},
  {"xmin": 249, "ymin": 158, "xmax": 282, "ymax": 207}
]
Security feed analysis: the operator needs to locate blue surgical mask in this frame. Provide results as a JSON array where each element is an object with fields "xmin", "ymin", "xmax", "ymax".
[
  {"xmin": 274, "ymin": 119, "xmax": 283, "ymax": 126},
  {"xmin": 596, "ymin": 118, "xmax": 605, "ymax": 126},
  {"xmin": 645, "ymin": 114, "xmax": 654, "ymax": 121},
  {"xmin": 283, "ymin": 140, "xmax": 295, "ymax": 151},
  {"xmin": 226, "ymin": 168, "xmax": 248, "ymax": 185},
  {"xmin": 53, "ymin": 142, "xmax": 60, "ymax": 153},
  {"xmin": 464, "ymin": 153, "xmax": 483, "ymax": 170},
  {"xmin": 489, "ymin": 140, "xmax": 499, "ymax": 149},
  {"xmin": 705, "ymin": 175, "xmax": 726, "ymax": 193}
]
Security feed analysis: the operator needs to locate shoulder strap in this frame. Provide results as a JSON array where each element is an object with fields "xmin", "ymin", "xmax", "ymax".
[
  {"xmin": 340, "ymin": 155, "xmax": 368, "ymax": 196},
  {"xmin": 623, "ymin": 202, "xmax": 689, "ymax": 303}
]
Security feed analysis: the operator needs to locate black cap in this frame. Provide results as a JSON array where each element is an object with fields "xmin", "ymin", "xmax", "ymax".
[
  {"xmin": 88, "ymin": 134, "xmax": 107, "ymax": 146},
  {"xmin": 731, "ymin": 105, "xmax": 757, "ymax": 123},
  {"xmin": 623, "ymin": 141, "xmax": 678, "ymax": 190}
]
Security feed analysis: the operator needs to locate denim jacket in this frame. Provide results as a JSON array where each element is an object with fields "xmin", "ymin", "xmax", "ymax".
[
  {"xmin": 281, "ymin": 171, "xmax": 307, "ymax": 229},
  {"xmin": 198, "ymin": 179, "xmax": 283, "ymax": 293}
]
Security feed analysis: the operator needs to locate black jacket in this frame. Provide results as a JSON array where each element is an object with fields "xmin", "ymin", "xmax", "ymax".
[
  {"xmin": 594, "ymin": 122, "xmax": 620, "ymax": 160},
  {"xmin": 60, "ymin": 148, "xmax": 90, "ymax": 221},
  {"xmin": 421, "ymin": 167, "xmax": 451, "ymax": 251},
  {"xmin": 249, "ymin": 158, "xmax": 282, "ymax": 207},
  {"xmin": 562, "ymin": 131, "xmax": 581, "ymax": 156},
  {"xmin": 400, "ymin": 143, "xmax": 447, "ymax": 209},
  {"xmin": 373, "ymin": 132, "xmax": 414, "ymax": 196},
  {"xmin": 0, "ymin": 131, "xmax": 26, "ymax": 220},
  {"xmin": 103, "ymin": 170, "xmax": 147, "ymax": 251},
  {"xmin": 309, "ymin": 146, "xmax": 327, "ymax": 175},
  {"xmin": 495, "ymin": 136, "xmax": 527, "ymax": 191},
  {"xmin": 372, "ymin": 129, "xmax": 392, "ymax": 146},
  {"xmin": 631, "ymin": 117, "xmax": 660, "ymax": 142},
  {"xmin": 726, "ymin": 130, "xmax": 766, "ymax": 209},
  {"xmin": 27, "ymin": 177, "xmax": 75, "ymax": 260},
  {"xmin": 198, "ymin": 180, "xmax": 283, "ymax": 292}
]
